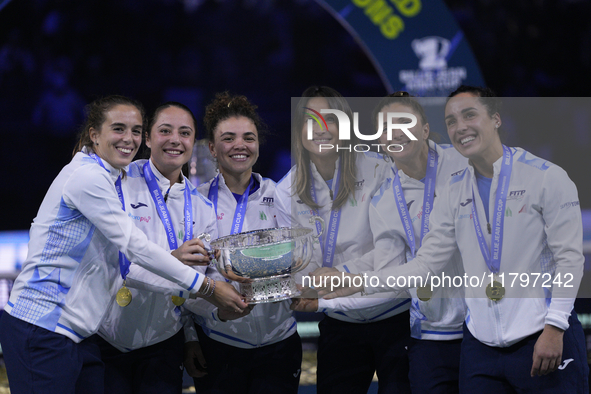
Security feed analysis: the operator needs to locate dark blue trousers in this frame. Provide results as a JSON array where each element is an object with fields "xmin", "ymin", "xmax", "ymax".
[
  {"xmin": 0, "ymin": 312, "xmax": 104, "ymax": 394},
  {"xmin": 193, "ymin": 323, "xmax": 302, "ymax": 394},
  {"xmin": 96, "ymin": 329, "xmax": 185, "ymax": 394},
  {"xmin": 408, "ymin": 337, "xmax": 462, "ymax": 394},
  {"xmin": 316, "ymin": 312, "xmax": 412, "ymax": 394},
  {"xmin": 460, "ymin": 311, "xmax": 589, "ymax": 393}
]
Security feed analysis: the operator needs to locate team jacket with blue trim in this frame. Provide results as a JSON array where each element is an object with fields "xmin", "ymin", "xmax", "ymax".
[
  {"xmin": 363, "ymin": 147, "xmax": 584, "ymax": 347},
  {"xmin": 275, "ymin": 152, "xmax": 409, "ymax": 323},
  {"xmin": 182, "ymin": 172, "xmax": 298, "ymax": 349},
  {"xmin": 370, "ymin": 141, "xmax": 467, "ymax": 340},
  {"xmin": 98, "ymin": 159, "xmax": 217, "ymax": 352},
  {"xmin": 5, "ymin": 151, "xmax": 205, "ymax": 343}
]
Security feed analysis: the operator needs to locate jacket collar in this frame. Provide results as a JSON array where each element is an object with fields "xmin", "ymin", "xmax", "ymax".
[{"xmin": 146, "ymin": 159, "xmax": 186, "ymax": 198}]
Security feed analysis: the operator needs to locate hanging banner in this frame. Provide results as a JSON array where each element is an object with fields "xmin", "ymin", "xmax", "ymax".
[{"xmin": 318, "ymin": 0, "xmax": 486, "ymax": 95}]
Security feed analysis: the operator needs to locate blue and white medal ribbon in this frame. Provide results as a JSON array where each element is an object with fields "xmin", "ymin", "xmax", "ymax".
[
  {"xmin": 310, "ymin": 162, "xmax": 342, "ymax": 268},
  {"xmin": 89, "ymin": 153, "xmax": 132, "ymax": 282},
  {"xmin": 391, "ymin": 147, "xmax": 438, "ymax": 258},
  {"xmin": 143, "ymin": 161, "xmax": 193, "ymax": 249},
  {"xmin": 143, "ymin": 161, "xmax": 193, "ymax": 307},
  {"xmin": 89, "ymin": 152, "xmax": 133, "ymax": 306},
  {"xmin": 208, "ymin": 174, "xmax": 254, "ymax": 235},
  {"xmin": 208, "ymin": 175, "xmax": 220, "ymax": 216},
  {"xmin": 470, "ymin": 146, "xmax": 513, "ymax": 301},
  {"xmin": 470, "ymin": 145, "xmax": 513, "ymax": 275}
]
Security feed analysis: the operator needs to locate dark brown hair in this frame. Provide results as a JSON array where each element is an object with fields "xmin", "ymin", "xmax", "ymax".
[
  {"xmin": 203, "ymin": 92, "xmax": 267, "ymax": 144},
  {"xmin": 447, "ymin": 85, "xmax": 504, "ymax": 140},
  {"xmin": 72, "ymin": 95, "xmax": 145, "ymax": 157},
  {"xmin": 447, "ymin": 85, "xmax": 502, "ymax": 117},
  {"xmin": 141, "ymin": 101, "xmax": 197, "ymax": 159}
]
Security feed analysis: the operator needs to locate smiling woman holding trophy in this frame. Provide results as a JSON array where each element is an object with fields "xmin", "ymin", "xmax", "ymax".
[
  {"xmin": 0, "ymin": 96, "xmax": 247, "ymax": 394},
  {"xmin": 183, "ymin": 92, "xmax": 306, "ymax": 394}
]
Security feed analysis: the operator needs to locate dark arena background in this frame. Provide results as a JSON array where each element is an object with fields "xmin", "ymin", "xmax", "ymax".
[{"xmin": 0, "ymin": 0, "xmax": 590, "ymax": 392}]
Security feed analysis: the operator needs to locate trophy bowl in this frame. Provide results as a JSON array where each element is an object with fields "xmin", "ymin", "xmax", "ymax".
[{"xmin": 211, "ymin": 219, "xmax": 323, "ymax": 304}]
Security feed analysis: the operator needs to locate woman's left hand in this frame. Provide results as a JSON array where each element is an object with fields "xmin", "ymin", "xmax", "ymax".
[
  {"xmin": 218, "ymin": 265, "xmax": 253, "ymax": 283},
  {"xmin": 290, "ymin": 297, "xmax": 318, "ymax": 312},
  {"xmin": 310, "ymin": 267, "xmax": 364, "ymax": 297},
  {"xmin": 209, "ymin": 280, "xmax": 249, "ymax": 312},
  {"xmin": 530, "ymin": 324, "xmax": 564, "ymax": 376},
  {"xmin": 172, "ymin": 238, "xmax": 211, "ymax": 266}
]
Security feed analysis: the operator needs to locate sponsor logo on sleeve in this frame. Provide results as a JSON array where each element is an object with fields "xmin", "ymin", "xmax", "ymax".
[{"xmin": 560, "ymin": 201, "xmax": 580, "ymax": 209}]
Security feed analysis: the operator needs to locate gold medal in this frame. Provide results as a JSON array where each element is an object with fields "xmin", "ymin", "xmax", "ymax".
[
  {"xmin": 486, "ymin": 281, "xmax": 505, "ymax": 301},
  {"xmin": 416, "ymin": 286, "xmax": 432, "ymax": 302},
  {"xmin": 116, "ymin": 282, "xmax": 132, "ymax": 307},
  {"xmin": 171, "ymin": 296, "xmax": 185, "ymax": 306}
]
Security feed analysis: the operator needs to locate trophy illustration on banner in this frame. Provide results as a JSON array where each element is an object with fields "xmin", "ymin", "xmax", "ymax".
[{"xmin": 211, "ymin": 217, "xmax": 324, "ymax": 304}]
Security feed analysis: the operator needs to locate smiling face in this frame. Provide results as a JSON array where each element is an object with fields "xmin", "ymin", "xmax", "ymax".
[
  {"xmin": 444, "ymin": 93, "xmax": 502, "ymax": 162},
  {"xmin": 146, "ymin": 106, "xmax": 195, "ymax": 181},
  {"xmin": 89, "ymin": 104, "xmax": 143, "ymax": 169},
  {"xmin": 209, "ymin": 116, "xmax": 259, "ymax": 178},
  {"xmin": 377, "ymin": 102, "xmax": 429, "ymax": 163},
  {"xmin": 300, "ymin": 97, "xmax": 339, "ymax": 162}
]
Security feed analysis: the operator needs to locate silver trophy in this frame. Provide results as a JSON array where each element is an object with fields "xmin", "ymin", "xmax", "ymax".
[{"xmin": 211, "ymin": 217, "xmax": 324, "ymax": 304}]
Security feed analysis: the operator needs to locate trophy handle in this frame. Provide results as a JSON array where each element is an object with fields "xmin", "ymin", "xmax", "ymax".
[
  {"xmin": 196, "ymin": 232, "xmax": 211, "ymax": 242},
  {"xmin": 309, "ymin": 216, "xmax": 325, "ymax": 238},
  {"xmin": 196, "ymin": 232, "xmax": 216, "ymax": 263}
]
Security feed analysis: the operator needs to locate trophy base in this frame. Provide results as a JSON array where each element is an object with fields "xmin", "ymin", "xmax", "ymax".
[{"xmin": 239, "ymin": 274, "xmax": 300, "ymax": 304}]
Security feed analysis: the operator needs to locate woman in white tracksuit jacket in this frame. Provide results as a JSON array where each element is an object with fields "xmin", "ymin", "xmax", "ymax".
[
  {"xmin": 0, "ymin": 96, "xmax": 246, "ymax": 394},
  {"xmin": 97, "ymin": 102, "xmax": 219, "ymax": 394},
  {"xmin": 314, "ymin": 86, "xmax": 589, "ymax": 393},
  {"xmin": 183, "ymin": 92, "xmax": 302, "ymax": 394},
  {"xmin": 274, "ymin": 86, "xmax": 410, "ymax": 394},
  {"xmin": 368, "ymin": 92, "xmax": 467, "ymax": 394}
]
